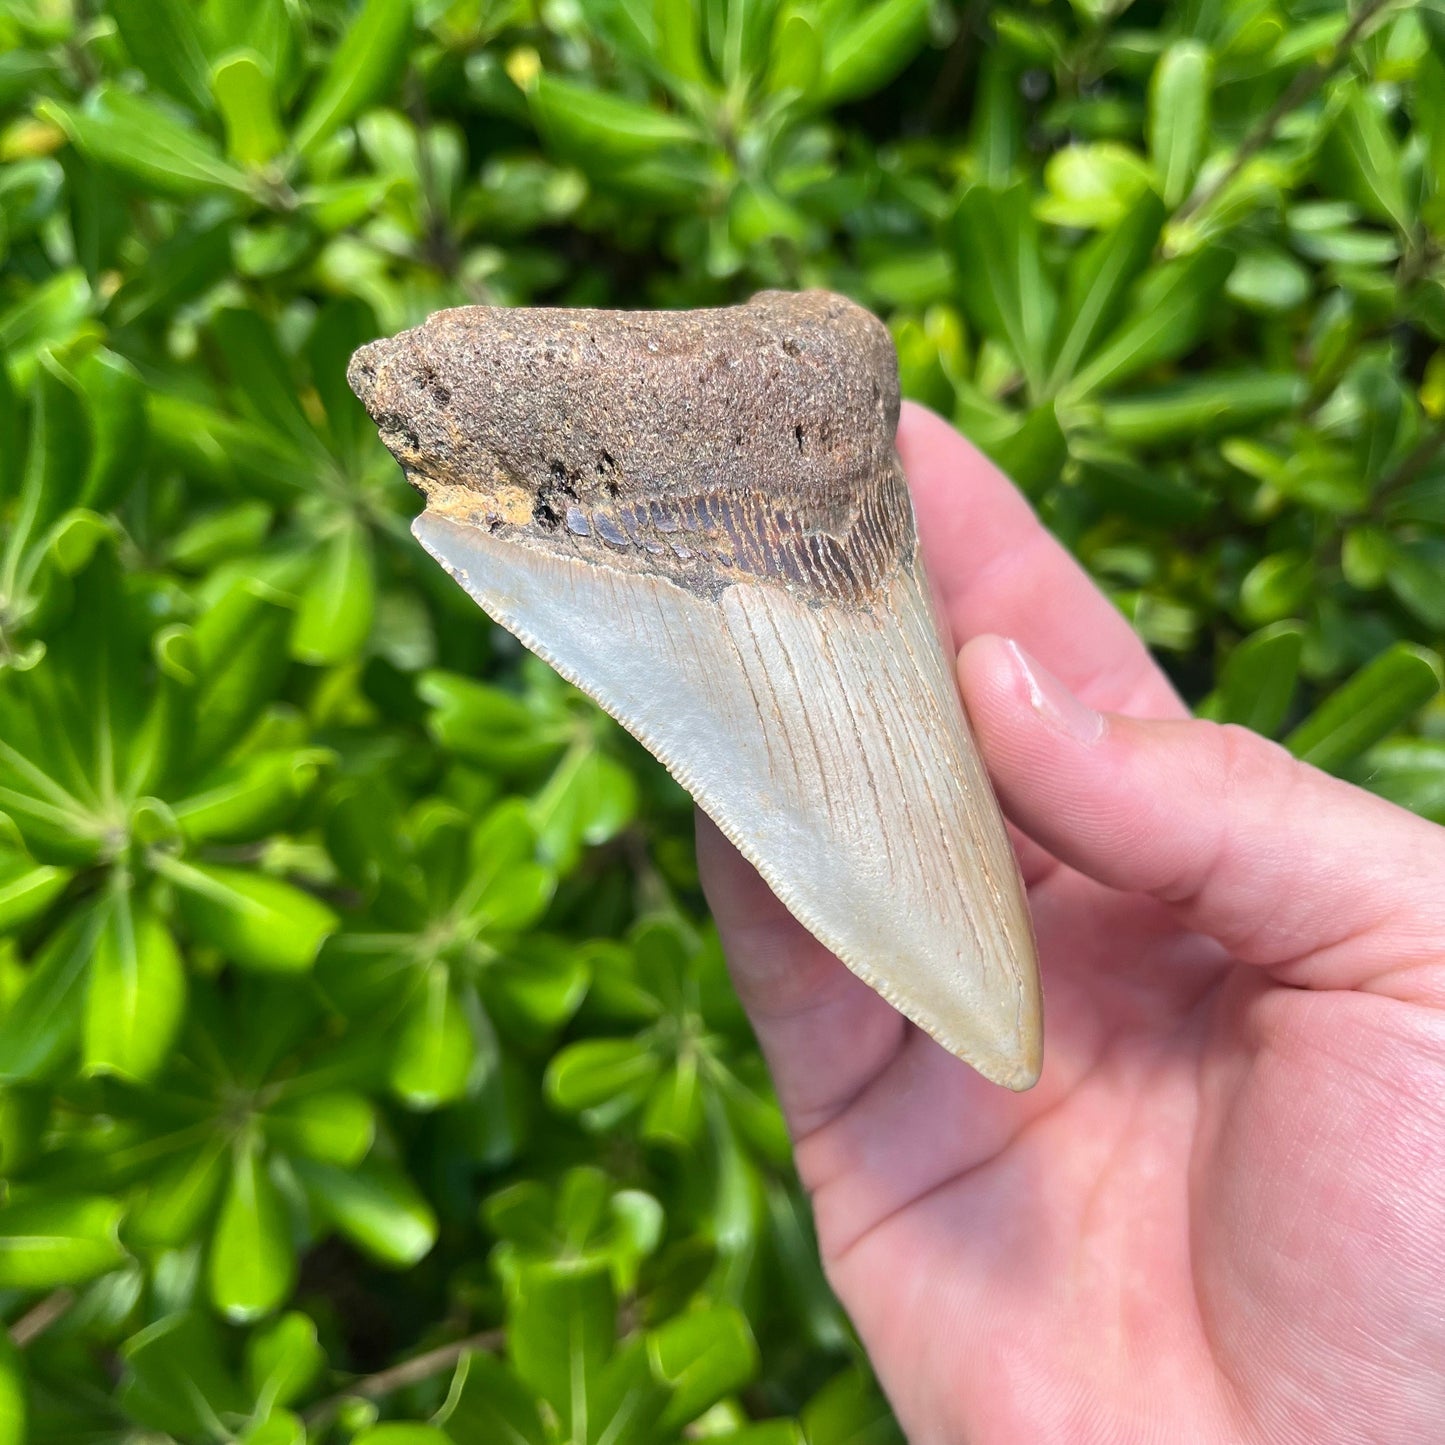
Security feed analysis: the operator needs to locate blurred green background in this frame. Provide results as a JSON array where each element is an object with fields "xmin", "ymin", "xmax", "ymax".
[{"xmin": 0, "ymin": 0, "xmax": 1442, "ymax": 1438}]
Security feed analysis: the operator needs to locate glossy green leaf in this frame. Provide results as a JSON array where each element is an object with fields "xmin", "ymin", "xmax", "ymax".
[
  {"xmin": 83, "ymin": 888, "xmax": 186, "ymax": 1082},
  {"xmin": 1049, "ymin": 190, "xmax": 1164, "ymax": 390},
  {"xmin": 294, "ymin": 0, "xmax": 414, "ymax": 154},
  {"xmin": 0, "ymin": 905, "xmax": 103, "ymax": 1082},
  {"xmin": 169, "ymin": 860, "xmax": 337, "ymax": 973},
  {"xmin": 212, "ymin": 51, "xmax": 286, "ymax": 168},
  {"xmin": 246, "ymin": 1311, "xmax": 326, "ymax": 1411},
  {"xmin": 1210, "ymin": 622, "xmax": 1306, "ymax": 736},
  {"xmin": 354, "ymin": 1428, "xmax": 453, "ymax": 1445},
  {"xmin": 953, "ymin": 183, "xmax": 1058, "ymax": 397},
  {"xmin": 119, "ymin": 1311, "xmax": 248, "ymax": 1439},
  {"xmin": 265, "ymin": 1089, "xmax": 376, "ymax": 1166},
  {"xmin": 1148, "ymin": 42, "xmax": 1212, "ymax": 207},
  {"xmin": 391, "ymin": 965, "xmax": 476, "ymax": 1108},
  {"xmin": 209, "ymin": 1134, "xmax": 296, "ymax": 1321},
  {"xmin": 0, "ymin": 1194, "xmax": 125, "ymax": 1287},
  {"xmin": 40, "ymin": 88, "xmax": 252, "ymax": 197},
  {"xmin": 294, "ymin": 1156, "xmax": 438, "ymax": 1266},
  {"xmin": 0, "ymin": 854, "xmax": 68, "ymax": 935},
  {"xmin": 815, "ymin": 0, "xmax": 930, "ymax": 104},
  {"xmin": 530, "ymin": 75, "xmax": 703, "ymax": 164},
  {"xmin": 509, "ymin": 1258, "xmax": 615, "ymax": 1423},
  {"xmin": 292, "ymin": 521, "xmax": 375, "ymax": 664},
  {"xmin": 802, "ymin": 1368, "xmax": 904, "ymax": 1445},
  {"xmin": 651, "ymin": 1305, "xmax": 758, "ymax": 1430},
  {"xmin": 446, "ymin": 1351, "xmax": 548, "ymax": 1445},
  {"xmin": 0, "ymin": 1334, "xmax": 27, "ymax": 1445},
  {"xmin": 532, "ymin": 747, "xmax": 638, "ymax": 871},
  {"xmin": 1097, "ymin": 373, "xmax": 1304, "ymax": 446},
  {"xmin": 1286, "ymin": 645, "xmax": 1444, "ymax": 773},
  {"xmin": 110, "ymin": 0, "xmax": 213, "ymax": 113},
  {"xmin": 1317, "ymin": 79, "xmax": 1410, "ymax": 233},
  {"xmin": 1067, "ymin": 247, "xmax": 1233, "ymax": 399},
  {"xmin": 547, "ymin": 1038, "xmax": 662, "ymax": 1114},
  {"xmin": 1036, "ymin": 142, "xmax": 1155, "ymax": 229}
]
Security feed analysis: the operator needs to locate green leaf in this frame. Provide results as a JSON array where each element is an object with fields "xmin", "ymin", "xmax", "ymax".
[
  {"xmin": 1209, "ymin": 622, "xmax": 1305, "ymax": 736},
  {"xmin": 0, "ymin": 905, "xmax": 103, "ymax": 1082},
  {"xmin": 292, "ymin": 521, "xmax": 375, "ymax": 664},
  {"xmin": 83, "ymin": 887, "xmax": 186, "ymax": 1082},
  {"xmin": 0, "ymin": 1334, "xmax": 27, "ymax": 1445},
  {"xmin": 1239, "ymin": 551, "xmax": 1315, "ymax": 627},
  {"xmin": 546, "ymin": 1038, "xmax": 662, "ymax": 1114},
  {"xmin": 39, "ymin": 88, "xmax": 252, "ymax": 198},
  {"xmin": 953, "ymin": 183, "xmax": 1058, "ymax": 397},
  {"xmin": 802, "ymin": 1368, "xmax": 904, "ymax": 1445},
  {"xmin": 0, "ymin": 854, "xmax": 69, "ymax": 935},
  {"xmin": 119, "ymin": 1311, "xmax": 248, "ymax": 1440},
  {"xmin": 1066, "ymin": 247, "xmax": 1233, "ymax": 399},
  {"xmin": 1148, "ymin": 41, "xmax": 1212, "ymax": 207},
  {"xmin": 1358, "ymin": 739, "xmax": 1445, "ymax": 824},
  {"xmin": 530, "ymin": 75, "xmax": 703, "ymax": 166},
  {"xmin": 766, "ymin": 10, "xmax": 822, "ymax": 95},
  {"xmin": 446, "ymin": 1351, "xmax": 548, "ymax": 1445},
  {"xmin": 1286, "ymin": 645, "xmax": 1444, "ymax": 773},
  {"xmin": 209, "ymin": 1134, "xmax": 296, "ymax": 1321},
  {"xmin": 169, "ymin": 860, "xmax": 337, "ymax": 973},
  {"xmin": 509, "ymin": 1258, "xmax": 615, "ymax": 1426},
  {"xmin": 110, "ymin": 0, "xmax": 213, "ymax": 113},
  {"xmin": 0, "ymin": 1194, "xmax": 125, "ymax": 1287},
  {"xmin": 1097, "ymin": 373, "xmax": 1304, "ymax": 446},
  {"xmin": 294, "ymin": 1156, "xmax": 438, "ymax": 1266},
  {"xmin": 532, "ymin": 747, "xmax": 638, "ymax": 871},
  {"xmin": 294, "ymin": 0, "xmax": 415, "ymax": 155},
  {"xmin": 390, "ymin": 965, "xmax": 476, "ymax": 1109},
  {"xmin": 1049, "ymin": 190, "xmax": 1164, "ymax": 391},
  {"xmin": 815, "ymin": 0, "xmax": 931, "ymax": 104},
  {"xmin": 74, "ymin": 347, "xmax": 146, "ymax": 511},
  {"xmin": 650, "ymin": 1306, "xmax": 758, "ymax": 1430},
  {"xmin": 212, "ymin": 50, "xmax": 286, "ymax": 168},
  {"xmin": 266, "ymin": 1089, "xmax": 375, "ymax": 1167},
  {"xmin": 174, "ymin": 749, "xmax": 328, "ymax": 845},
  {"xmin": 128, "ymin": 1137, "xmax": 230, "ymax": 1247},
  {"xmin": 354, "ymin": 1428, "xmax": 453, "ymax": 1445},
  {"xmin": 1317, "ymin": 79, "xmax": 1410, "ymax": 233},
  {"xmin": 1035, "ymin": 142, "xmax": 1155, "ymax": 229},
  {"xmin": 246, "ymin": 1312, "xmax": 326, "ymax": 1411}
]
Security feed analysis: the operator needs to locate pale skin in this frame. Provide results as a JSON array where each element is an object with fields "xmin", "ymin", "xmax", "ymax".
[{"xmin": 696, "ymin": 403, "xmax": 1445, "ymax": 1445}]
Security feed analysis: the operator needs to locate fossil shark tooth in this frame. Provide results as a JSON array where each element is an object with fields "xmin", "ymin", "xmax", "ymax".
[{"xmin": 348, "ymin": 290, "xmax": 1042, "ymax": 1090}]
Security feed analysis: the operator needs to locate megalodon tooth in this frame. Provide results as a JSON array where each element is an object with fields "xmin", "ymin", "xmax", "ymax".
[{"xmin": 348, "ymin": 290, "xmax": 1043, "ymax": 1090}]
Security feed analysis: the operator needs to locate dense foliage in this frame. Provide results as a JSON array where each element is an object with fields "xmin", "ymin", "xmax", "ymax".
[{"xmin": 0, "ymin": 0, "xmax": 1442, "ymax": 1438}]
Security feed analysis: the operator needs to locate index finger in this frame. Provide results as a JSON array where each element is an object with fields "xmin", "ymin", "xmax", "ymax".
[{"xmin": 899, "ymin": 402, "xmax": 1186, "ymax": 720}]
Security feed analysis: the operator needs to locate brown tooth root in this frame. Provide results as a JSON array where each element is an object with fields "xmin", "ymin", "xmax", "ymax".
[{"xmin": 349, "ymin": 289, "xmax": 1043, "ymax": 1091}]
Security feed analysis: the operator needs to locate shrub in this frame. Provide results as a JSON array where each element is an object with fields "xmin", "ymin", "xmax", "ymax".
[{"xmin": 0, "ymin": 0, "xmax": 1441, "ymax": 1438}]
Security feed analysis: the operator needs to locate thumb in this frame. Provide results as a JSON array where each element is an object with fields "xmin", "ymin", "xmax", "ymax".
[{"xmin": 959, "ymin": 635, "xmax": 1445, "ymax": 999}]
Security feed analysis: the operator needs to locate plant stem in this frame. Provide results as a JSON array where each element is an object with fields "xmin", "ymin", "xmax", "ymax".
[
  {"xmin": 9, "ymin": 1289, "xmax": 76, "ymax": 1348},
  {"xmin": 302, "ymin": 1328, "xmax": 505, "ymax": 1429}
]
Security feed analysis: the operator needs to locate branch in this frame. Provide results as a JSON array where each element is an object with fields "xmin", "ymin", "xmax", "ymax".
[
  {"xmin": 9, "ymin": 1289, "xmax": 75, "ymax": 1348},
  {"xmin": 1174, "ymin": 0, "xmax": 1398, "ymax": 225},
  {"xmin": 302, "ymin": 1328, "xmax": 505, "ymax": 1429}
]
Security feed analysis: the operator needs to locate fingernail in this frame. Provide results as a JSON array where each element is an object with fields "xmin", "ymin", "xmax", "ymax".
[{"xmin": 1005, "ymin": 639, "xmax": 1105, "ymax": 745}]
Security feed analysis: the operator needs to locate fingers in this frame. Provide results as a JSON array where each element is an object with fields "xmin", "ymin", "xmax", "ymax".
[
  {"xmin": 960, "ymin": 635, "xmax": 1445, "ymax": 998},
  {"xmin": 695, "ymin": 812, "xmax": 908, "ymax": 1136},
  {"xmin": 898, "ymin": 402, "xmax": 1185, "ymax": 720}
]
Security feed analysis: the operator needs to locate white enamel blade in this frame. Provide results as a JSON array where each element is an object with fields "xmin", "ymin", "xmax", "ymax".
[{"xmin": 414, "ymin": 510, "xmax": 1042, "ymax": 1090}]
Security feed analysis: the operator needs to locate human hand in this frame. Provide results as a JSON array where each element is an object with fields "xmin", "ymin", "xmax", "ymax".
[{"xmin": 696, "ymin": 403, "xmax": 1445, "ymax": 1444}]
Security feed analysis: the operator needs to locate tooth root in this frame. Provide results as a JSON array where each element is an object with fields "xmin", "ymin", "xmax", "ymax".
[{"xmin": 413, "ymin": 511, "xmax": 1042, "ymax": 1091}]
